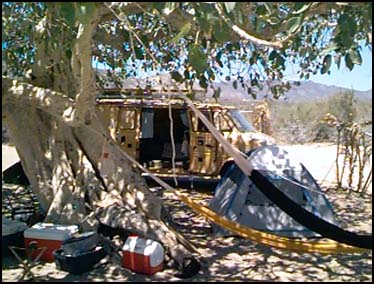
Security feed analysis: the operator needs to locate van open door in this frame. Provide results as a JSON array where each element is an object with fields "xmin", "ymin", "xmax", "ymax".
[
  {"xmin": 188, "ymin": 109, "xmax": 218, "ymax": 175},
  {"xmin": 139, "ymin": 107, "xmax": 190, "ymax": 170}
]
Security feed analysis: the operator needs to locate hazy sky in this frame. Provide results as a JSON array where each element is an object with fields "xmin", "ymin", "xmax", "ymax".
[
  {"xmin": 286, "ymin": 46, "xmax": 372, "ymax": 91},
  {"xmin": 95, "ymin": 46, "xmax": 372, "ymax": 92}
]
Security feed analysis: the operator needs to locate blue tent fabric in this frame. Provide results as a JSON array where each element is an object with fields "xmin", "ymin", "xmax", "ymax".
[
  {"xmin": 250, "ymin": 169, "xmax": 372, "ymax": 249},
  {"xmin": 209, "ymin": 145, "xmax": 338, "ymax": 238}
]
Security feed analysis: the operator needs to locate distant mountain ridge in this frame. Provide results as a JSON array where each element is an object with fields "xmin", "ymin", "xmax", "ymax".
[
  {"xmin": 96, "ymin": 69, "xmax": 371, "ymax": 103},
  {"xmin": 213, "ymin": 80, "xmax": 372, "ymax": 103}
]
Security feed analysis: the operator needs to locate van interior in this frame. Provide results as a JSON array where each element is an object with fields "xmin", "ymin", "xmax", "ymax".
[{"xmin": 139, "ymin": 107, "xmax": 190, "ymax": 169}]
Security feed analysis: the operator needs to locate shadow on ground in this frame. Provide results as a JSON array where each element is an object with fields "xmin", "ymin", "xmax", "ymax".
[{"xmin": 2, "ymin": 184, "xmax": 372, "ymax": 282}]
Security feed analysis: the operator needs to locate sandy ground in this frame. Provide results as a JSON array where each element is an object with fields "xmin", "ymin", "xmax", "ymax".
[
  {"xmin": 282, "ymin": 143, "xmax": 372, "ymax": 194},
  {"xmin": 2, "ymin": 143, "xmax": 372, "ymax": 282},
  {"xmin": 3, "ymin": 143, "xmax": 371, "ymax": 193}
]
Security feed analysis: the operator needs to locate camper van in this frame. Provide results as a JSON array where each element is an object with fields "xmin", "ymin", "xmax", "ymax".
[{"xmin": 96, "ymin": 89, "xmax": 274, "ymax": 178}]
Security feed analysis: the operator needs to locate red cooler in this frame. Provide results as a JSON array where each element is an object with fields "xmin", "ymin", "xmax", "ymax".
[
  {"xmin": 24, "ymin": 223, "xmax": 79, "ymax": 262},
  {"xmin": 122, "ymin": 236, "xmax": 164, "ymax": 275}
]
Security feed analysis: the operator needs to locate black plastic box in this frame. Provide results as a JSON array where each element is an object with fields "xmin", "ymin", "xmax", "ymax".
[
  {"xmin": 53, "ymin": 246, "xmax": 107, "ymax": 274},
  {"xmin": 2, "ymin": 230, "xmax": 25, "ymax": 256}
]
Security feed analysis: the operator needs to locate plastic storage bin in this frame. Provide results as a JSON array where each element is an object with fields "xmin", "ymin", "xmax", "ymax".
[
  {"xmin": 53, "ymin": 246, "xmax": 107, "ymax": 274},
  {"xmin": 24, "ymin": 222, "xmax": 79, "ymax": 262},
  {"xmin": 122, "ymin": 236, "xmax": 164, "ymax": 275}
]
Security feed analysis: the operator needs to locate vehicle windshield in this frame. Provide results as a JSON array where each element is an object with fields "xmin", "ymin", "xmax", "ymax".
[{"xmin": 229, "ymin": 110, "xmax": 256, "ymax": 132}]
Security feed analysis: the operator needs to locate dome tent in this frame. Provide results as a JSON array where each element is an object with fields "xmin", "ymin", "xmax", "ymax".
[{"xmin": 209, "ymin": 145, "xmax": 338, "ymax": 238}]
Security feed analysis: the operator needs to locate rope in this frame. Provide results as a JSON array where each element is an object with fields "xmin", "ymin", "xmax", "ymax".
[
  {"xmin": 168, "ymin": 88, "xmax": 178, "ymax": 186},
  {"xmin": 320, "ymin": 159, "xmax": 336, "ymax": 188}
]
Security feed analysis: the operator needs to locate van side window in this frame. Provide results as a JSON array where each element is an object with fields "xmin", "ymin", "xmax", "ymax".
[
  {"xmin": 140, "ymin": 109, "xmax": 154, "ymax": 138},
  {"xmin": 190, "ymin": 110, "xmax": 212, "ymax": 132},
  {"xmin": 213, "ymin": 111, "xmax": 232, "ymax": 132},
  {"xmin": 119, "ymin": 109, "xmax": 136, "ymax": 130},
  {"xmin": 180, "ymin": 110, "xmax": 189, "ymax": 129}
]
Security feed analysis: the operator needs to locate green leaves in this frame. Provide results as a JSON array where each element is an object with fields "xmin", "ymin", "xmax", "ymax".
[
  {"xmin": 60, "ymin": 2, "xmax": 76, "ymax": 28},
  {"xmin": 188, "ymin": 45, "xmax": 208, "ymax": 74},
  {"xmin": 3, "ymin": 1, "xmax": 371, "ymax": 100},
  {"xmin": 134, "ymin": 45, "xmax": 144, "ymax": 59},
  {"xmin": 269, "ymin": 50, "xmax": 285, "ymax": 69},
  {"xmin": 213, "ymin": 20, "xmax": 231, "ymax": 43},
  {"xmin": 335, "ymin": 13, "xmax": 357, "ymax": 50},
  {"xmin": 286, "ymin": 16, "xmax": 301, "ymax": 34},
  {"xmin": 321, "ymin": 55, "xmax": 332, "ymax": 74},
  {"xmin": 345, "ymin": 48, "xmax": 362, "ymax": 71},
  {"xmin": 170, "ymin": 22, "xmax": 191, "ymax": 44},
  {"xmin": 215, "ymin": 51, "xmax": 224, "ymax": 68},
  {"xmin": 256, "ymin": 5, "xmax": 267, "ymax": 16},
  {"xmin": 292, "ymin": 3, "xmax": 312, "ymax": 15},
  {"xmin": 213, "ymin": 87, "xmax": 221, "ymax": 101},
  {"xmin": 320, "ymin": 43, "xmax": 338, "ymax": 57},
  {"xmin": 224, "ymin": 2, "xmax": 236, "ymax": 14},
  {"xmin": 77, "ymin": 2, "xmax": 95, "ymax": 25},
  {"xmin": 199, "ymin": 75, "xmax": 208, "ymax": 89},
  {"xmin": 348, "ymin": 48, "xmax": 362, "ymax": 65},
  {"xmin": 249, "ymin": 52, "xmax": 258, "ymax": 65},
  {"xmin": 269, "ymin": 50, "xmax": 277, "ymax": 61},
  {"xmin": 163, "ymin": 2, "xmax": 177, "ymax": 15},
  {"xmin": 233, "ymin": 80, "xmax": 238, "ymax": 90},
  {"xmin": 171, "ymin": 70, "xmax": 183, "ymax": 82},
  {"xmin": 345, "ymin": 53, "xmax": 353, "ymax": 71}
]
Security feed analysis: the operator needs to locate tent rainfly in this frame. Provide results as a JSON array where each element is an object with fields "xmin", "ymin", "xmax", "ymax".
[{"xmin": 209, "ymin": 145, "xmax": 339, "ymax": 238}]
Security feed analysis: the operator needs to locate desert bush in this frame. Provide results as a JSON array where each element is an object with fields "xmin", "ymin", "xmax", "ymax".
[
  {"xmin": 327, "ymin": 90, "xmax": 357, "ymax": 123},
  {"xmin": 269, "ymin": 90, "xmax": 372, "ymax": 144},
  {"xmin": 270, "ymin": 100, "xmax": 324, "ymax": 143},
  {"xmin": 355, "ymin": 98, "xmax": 372, "ymax": 133}
]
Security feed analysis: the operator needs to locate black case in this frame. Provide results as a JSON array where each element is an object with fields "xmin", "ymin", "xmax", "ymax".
[
  {"xmin": 2, "ymin": 230, "xmax": 25, "ymax": 256},
  {"xmin": 53, "ymin": 246, "xmax": 107, "ymax": 274}
]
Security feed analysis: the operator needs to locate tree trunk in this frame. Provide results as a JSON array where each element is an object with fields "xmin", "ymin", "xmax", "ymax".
[
  {"xmin": 2, "ymin": 3, "xmax": 199, "ymax": 272},
  {"xmin": 2, "ymin": 77, "xmax": 197, "ymax": 268}
]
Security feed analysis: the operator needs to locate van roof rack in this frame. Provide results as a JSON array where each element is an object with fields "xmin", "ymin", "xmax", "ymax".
[{"xmin": 96, "ymin": 88, "xmax": 194, "ymax": 101}]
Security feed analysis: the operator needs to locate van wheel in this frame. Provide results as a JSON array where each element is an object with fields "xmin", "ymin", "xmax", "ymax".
[{"xmin": 219, "ymin": 161, "xmax": 235, "ymax": 178}]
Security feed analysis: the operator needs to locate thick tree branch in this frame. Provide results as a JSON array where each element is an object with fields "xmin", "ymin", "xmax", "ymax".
[
  {"xmin": 72, "ymin": 129, "xmax": 109, "ymax": 192},
  {"xmin": 213, "ymin": 2, "xmax": 336, "ymax": 49},
  {"xmin": 3, "ymin": 77, "xmax": 76, "ymax": 125},
  {"xmin": 71, "ymin": 4, "xmax": 103, "ymax": 126},
  {"xmin": 2, "ymin": 76, "xmax": 163, "ymax": 220},
  {"xmin": 214, "ymin": 3, "xmax": 283, "ymax": 48},
  {"xmin": 100, "ymin": 2, "xmax": 149, "ymax": 23}
]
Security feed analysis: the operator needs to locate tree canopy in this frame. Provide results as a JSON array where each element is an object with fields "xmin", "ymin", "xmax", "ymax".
[{"xmin": 3, "ymin": 2, "xmax": 372, "ymax": 99}]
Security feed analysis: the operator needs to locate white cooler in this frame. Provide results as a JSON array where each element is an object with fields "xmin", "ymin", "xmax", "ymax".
[
  {"xmin": 122, "ymin": 236, "xmax": 165, "ymax": 275},
  {"xmin": 24, "ymin": 222, "xmax": 79, "ymax": 261}
]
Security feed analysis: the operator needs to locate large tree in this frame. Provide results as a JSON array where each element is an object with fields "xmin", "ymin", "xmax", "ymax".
[{"xmin": 2, "ymin": 1, "xmax": 372, "ymax": 273}]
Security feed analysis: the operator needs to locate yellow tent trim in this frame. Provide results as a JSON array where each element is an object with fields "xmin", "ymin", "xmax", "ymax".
[
  {"xmin": 177, "ymin": 193, "xmax": 369, "ymax": 254},
  {"xmin": 119, "ymin": 143, "xmax": 369, "ymax": 254}
]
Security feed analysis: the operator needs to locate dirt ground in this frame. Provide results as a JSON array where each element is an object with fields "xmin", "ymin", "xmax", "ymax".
[{"xmin": 2, "ymin": 143, "xmax": 372, "ymax": 282}]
